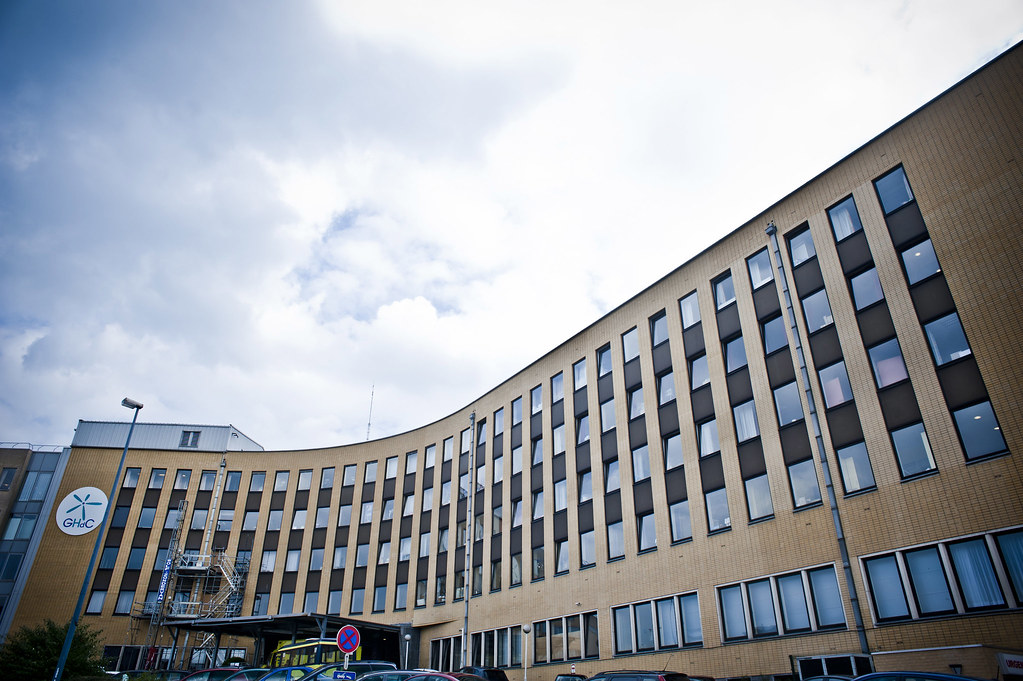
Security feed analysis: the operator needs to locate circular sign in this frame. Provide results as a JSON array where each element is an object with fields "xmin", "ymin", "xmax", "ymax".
[
  {"xmin": 55, "ymin": 487, "xmax": 109, "ymax": 536},
  {"xmin": 337, "ymin": 625, "xmax": 360, "ymax": 654}
]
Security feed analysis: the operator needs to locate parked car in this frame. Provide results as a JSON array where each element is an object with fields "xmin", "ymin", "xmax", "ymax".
[
  {"xmin": 802, "ymin": 675, "xmax": 853, "ymax": 681},
  {"xmin": 408, "ymin": 673, "xmax": 488, "ymax": 681},
  {"xmin": 223, "ymin": 670, "xmax": 271, "ymax": 681},
  {"xmin": 457, "ymin": 667, "xmax": 510, "ymax": 681},
  {"xmin": 585, "ymin": 671, "xmax": 691, "ymax": 681},
  {"xmin": 357, "ymin": 671, "xmax": 431, "ymax": 681},
  {"xmin": 256, "ymin": 666, "xmax": 315, "ymax": 681},
  {"xmin": 115, "ymin": 671, "xmax": 189, "ymax": 680},
  {"xmin": 182, "ymin": 669, "xmax": 255, "ymax": 681},
  {"xmin": 554, "ymin": 674, "xmax": 586, "ymax": 681},
  {"xmin": 311, "ymin": 661, "xmax": 399, "ymax": 681},
  {"xmin": 853, "ymin": 673, "xmax": 991, "ymax": 681}
]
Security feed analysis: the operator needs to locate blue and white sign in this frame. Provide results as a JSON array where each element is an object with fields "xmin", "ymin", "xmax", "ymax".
[
  {"xmin": 55, "ymin": 487, "xmax": 108, "ymax": 536},
  {"xmin": 333, "ymin": 673, "xmax": 356, "ymax": 680}
]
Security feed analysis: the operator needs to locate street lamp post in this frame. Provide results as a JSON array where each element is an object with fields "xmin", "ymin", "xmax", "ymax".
[
  {"xmin": 521, "ymin": 624, "xmax": 530, "ymax": 681},
  {"xmin": 53, "ymin": 398, "xmax": 143, "ymax": 681},
  {"xmin": 404, "ymin": 633, "xmax": 411, "ymax": 669}
]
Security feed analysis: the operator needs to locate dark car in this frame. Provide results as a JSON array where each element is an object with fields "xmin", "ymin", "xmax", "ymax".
[
  {"xmin": 585, "ymin": 671, "xmax": 691, "ymax": 681},
  {"xmin": 116, "ymin": 671, "xmax": 189, "ymax": 681},
  {"xmin": 457, "ymin": 667, "xmax": 509, "ymax": 681},
  {"xmin": 357, "ymin": 672, "xmax": 430, "ymax": 681},
  {"xmin": 853, "ymin": 673, "xmax": 990, "ymax": 681},
  {"xmin": 311, "ymin": 661, "xmax": 399, "ymax": 681},
  {"xmin": 555, "ymin": 675, "xmax": 586, "ymax": 681},
  {"xmin": 409, "ymin": 673, "xmax": 488, "ymax": 681},
  {"xmin": 223, "ymin": 670, "xmax": 271, "ymax": 681}
]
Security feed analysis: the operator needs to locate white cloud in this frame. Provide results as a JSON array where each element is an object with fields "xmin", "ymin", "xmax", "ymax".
[{"xmin": 0, "ymin": 0, "xmax": 1020, "ymax": 449}]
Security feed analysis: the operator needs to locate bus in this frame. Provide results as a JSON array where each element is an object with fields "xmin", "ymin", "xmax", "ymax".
[{"xmin": 268, "ymin": 638, "xmax": 346, "ymax": 668}]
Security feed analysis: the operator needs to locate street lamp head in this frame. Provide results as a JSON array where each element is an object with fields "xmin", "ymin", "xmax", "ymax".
[
  {"xmin": 521, "ymin": 624, "xmax": 531, "ymax": 634},
  {"xmin": 404, "ymin": 634, "xmax": 411, "ymax": 641},
  {"xmin": 121, "ymin": 398, "xmax": 143, "ymax": 410}
]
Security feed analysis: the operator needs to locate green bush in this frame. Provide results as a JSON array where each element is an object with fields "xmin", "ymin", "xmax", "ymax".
[{"xmin": 0, "ymin": 619, "xmax": 105, "ymax": 681}]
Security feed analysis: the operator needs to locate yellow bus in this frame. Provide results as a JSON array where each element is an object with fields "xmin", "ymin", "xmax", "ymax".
[{"xmin": 268, "ymin": 638, "xmax": 347, "ymax": 668}]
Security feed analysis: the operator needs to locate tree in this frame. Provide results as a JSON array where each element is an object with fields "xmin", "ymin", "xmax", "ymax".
[{"xmin": 0, "ymin": 619, "xmax": 105, "ymax": 681}]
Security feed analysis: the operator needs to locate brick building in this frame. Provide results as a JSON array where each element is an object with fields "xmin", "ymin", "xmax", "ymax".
[{"xmin": 4, "ymin": 42, "xmax": 1022, "ymax": 681}]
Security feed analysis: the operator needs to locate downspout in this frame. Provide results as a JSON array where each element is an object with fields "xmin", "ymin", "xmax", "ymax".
[{"xmin": 766, "ymin": 222, "xmax": 869, "ymax": 654}]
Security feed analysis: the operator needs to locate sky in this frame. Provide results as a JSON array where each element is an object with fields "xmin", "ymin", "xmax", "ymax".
[{"xmin": 1, "ymin": 1, "xmax": 1021, "ymax": 452}]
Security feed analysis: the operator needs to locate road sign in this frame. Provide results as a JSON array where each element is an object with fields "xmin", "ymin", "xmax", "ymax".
[
  {"xmin": 333, "ymin": 673, "xmax": 357, "ymax": 681},
  {"xmin": 337, "ymin": 625, "xmax": 360, "ymax": 654}
]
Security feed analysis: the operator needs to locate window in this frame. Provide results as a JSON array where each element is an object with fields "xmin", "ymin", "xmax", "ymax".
[
  {"xmin": 773, "ymin": 382, "xmax": 803, "ymax": 426},
  {"xmin": 435, "ymin": 575, "xmax": 446, "ymax": 603},
  {"xmin": 578, "ymin": 470, "xmax": 592, "ymax": 503},
  {"xmin": 850, "ymin": 267, "xmax": 884, "ymax": 310},
  {"xmin": 651, "ymin": 312, "xmax": 669, "ymax": 347},
  {"xmin": 604, "ymin": 459, "xmax": 620, "ymax": 493},
  {"xmin": 123, "ymin": 468, "xmax": 140, "ymax": 488},
  {"xmin": 706, "ymin": 487, "xmax": 730, "ymax": 532},
  {"xmin": 725, "ymin": 336, "xmax": 747, "ymax": 373},
  {"xmin": 137, "ymin": 506, "xmax": 156, "ymax": 529},
  {"xmin": 531, "ymin": 438, "xmax": 543, "ymax": 466},
  {"xmin": 875, "ymin": 166, "xmax": 914, "ymax": 215},
  {"xmin": 267, "ymin": 509, "xmax": 283, "ymax": 531},
  {"xmin": 637, "ymin": 513, "xmax": 656, "ymax": 552},
  {"xmin": 747, "ymin": 249, "xmax": 773, "ymax": 289},
  {"xmin": 532, "ymin": 490, "xmax": 544, "ymax": 520},
  {"xmin": 901, "ymin": 238, "xmax": 941, "ymax": 284},
  {"xmin": 622, "ymin": 327, "xmax": 639, "ymax": 363},
  {"xmin": 868, "ymin": 338, "xmax": 909, "ymax": 388},
  {"xmin": 762, "ymin": 314, "xmax": 787, "ymax": 354},
  {"xmin": 217, "ymin": 509, "xmax": 233, "ymax": 532},
  {"xmin": 291, "ymin": 509, "xmax": 306, "ymax": 530},
  {"xmin": 608, "ymin": 521, "xmax": 625, "ymax": 559},
  {"xmin": 714, "ymin": 273, "xmax": 736, "ymax": 309},
  {"xmin": 425, "ymin": 443, "xmax": 437, "ymax": 467},
  {"xmin": 0, "ymin": 468, "xmax": 16, "ymax": 491},
  {"xmin": 689, "ymin": 354, "xmax": 709, "ymax": 389},
  {"xmin": 819, "ymin": 361, "xmax": 854, "ymax": 408},
  {"xmin": 285, "ymin": 549, "xmax": 301, "ymax": 572},
  {"xmin": 924, "ymin": 312, "xmax": 972, "ymax": 365},
  {"xmin": 114, "ymin": 590, "xmax": 135, "ymax": 615},
  {"xmin": 126, "ymin": 548, "xmax": 146, "ymax": 571},
  {"xmin": 320, "ymin": 467, "xmax": 334, "ymax": 488},
  {"xmin": 360, "ymin": 501, "xmax": 373, "ymax": 524},
  {"xmin": 273, "ymin": 471, "xmax": 289, "ymax": 492},
  {"xmin": 576, "ymin": 414, "xmax": 590, "ymax": 445},
  {"xmin": 297, "ymin": 469, "xmax": 312, "ymax": 490},
  {"xmin": 801, "ymin": 289, "xmax": 834, "ymax": 333},
  {"xmin": 905, "ymin": 547, "xmax": 955, "ymax": 615},
  {"xmin": 632, "ymin": 445, "xmax": 650, "ymax": 483},
  {"xmin": 342, "ymin": 464, "xmax": 356, "ymax": 485},
  {"xmin": 86, "ymin": 590, "xmax": 106, "ymax": 614},
  {"xmin": 679, "ymin": 291, "xmax": 701, "ymax": 329},
  {"xmin": 553, "ymin": 423, "xmax": 566, "ymax": 455},
  {"xmin": 337, "ymin": 504, "xmax": 351, "ymax": 526},
  {"xmin": 355, "ymin": 544, "xmax": 369, "ymax": 567},
  {"xmin": 554, "ymin": 479, "xmax": 568, "ymax": 512},
  {"xmin": 745, "ymin": 474, "xmax": 773, "ymax": 520},
  {"xmin": 148, "ymin": 469, "xmax": 166, "ymax": 489},
  {"xmin": 333, "ymin": 546, "xmax": 347, "ymax": 569},
  {"xmin": 663, "ymin": 433, "xmax": 683, "ymax": 470},
  {"xmin": 657, "ymin": 371, "xmax": 676, "ymax": 406},
  {"xmin": 406, "ymin": 451, "xmax": 418, "ymax": 475},
  {"xmin": 249, "ymin": 471, "xmax": 265, "ymax": 492},
  {"xmin": 239, "ymin": 510, "xmax": 257, "ymax": 532},
  {"xmin": 532, "ymin": 546, "xmax": 545, "ymax": 580},
  {"xmin": 350, "ymin": 588, "xmax": 364, "ymax": 615},
  {"xmin": 733, "ymin": 400, "xmax": 760, "ymax": 442},
  {"xmin": 628, "ymin": 387, "xmax": 644, "ymax": 420},
  {"xmin": 600, "ymin": 398, "xmax": 616, "ymax": 433},
  {"xmin": 573, "ymin": 358, "xmax": 587, "ymax": 390},
  {"xmin": 173, "ymin": 470, "xmax": 191, "ymax": 490},
  {"xmin": 952, "ymin": 401, "xmax": 1007, "ymax": 460},
  {"xmin": 581, "ymin": 530, "xmax": 596, "ymax": 567},
  {"xmin": 531, "ymin": 385, "xmax": 543, "ymax": 415},
  {"xmin": 385, "ymin": 457, "xmax": 398, "ymax": 479},
  {"xmin": 836, "ymin": 442, "xmax": 875, "ymax": 493},
  {"xmin": 789, "ymin": 227, "xmax": 816, "ymax": 266},
  {"xmin": 669, "ymin": 500, "xmax": 692, "ymax": 542},
  {"xmin": 788, "ymin": 459, "xmax": 822, "ymax": 507},
  {"xmin": 111, "ymin": 506, "xmax": 130, "ymax": 528},
  {"xmin": 195, "ymin": 470, "xmax": 216, "ymax": 491},
  {"xmin": 698, "ymin": 419, "xmax": 719, "ymax": 457},
  {"xmin": 597, "ymin": 345, "xmax": 612, "ymax": 377},
  {"xmin": 555, "ymin": 539, "xmax": 570, "ymax": 573},
  {"xmin": 422, "ymin": 487, "xmax": 435, "ymax": 512},
  {"xmin": 315, "ymin": 506, "xmax": 329, "ymax": 528},
  {"xmin": 828, "ymin": 195, "xmax": 863, "ymax": 241},
  {"xmin": 364, "ymin": 461, "xmax": 377, "ymax": 483},
  {"xmin": 260, "ymin": 550, "xmax": 277, "ymax": 572},
  {"xmin": 510, "ymin": 553, "xmax": 522, "ymax": 587},
  {"xmin": 99, "ymin": 547, "xmax": 118, "ymax": 570},
  {"xmin": 891, "ymin": 422, "xmax": 936, "ymax": 477},
  {"xmin": 179, "ymin": 430, "xmax": 200, "ymax": 448},
  {"xmin": 511, "ymin": 399, "xmax": 523, "ymax": 428},
  {"xmin": 719, "ymin": 565, "xmax": 844, "ymax": 640},
  {"xmin": 420, "ymin": 532, "xmax": 431, "ymax": 558}
]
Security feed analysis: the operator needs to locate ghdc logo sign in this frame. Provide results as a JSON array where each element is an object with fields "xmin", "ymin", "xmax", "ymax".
[{"xmin": 55, "ymin": 487, "xmax": 109, "ymax": 536}]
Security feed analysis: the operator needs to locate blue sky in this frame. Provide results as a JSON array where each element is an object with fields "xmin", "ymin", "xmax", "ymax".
[{"xmin": 2, "ymin": 1, "xmax": 1021, "ymax": 450}]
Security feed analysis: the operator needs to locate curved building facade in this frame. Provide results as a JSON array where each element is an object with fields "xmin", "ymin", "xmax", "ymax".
[{"xmin": 5, "ymin": 44, "xmax": 1023, "ymax": 681}]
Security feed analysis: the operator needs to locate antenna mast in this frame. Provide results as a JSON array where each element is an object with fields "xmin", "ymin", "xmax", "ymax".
[{"xmin": 366, "ymin": 384, "xmax": 375, "ymax": 441}]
